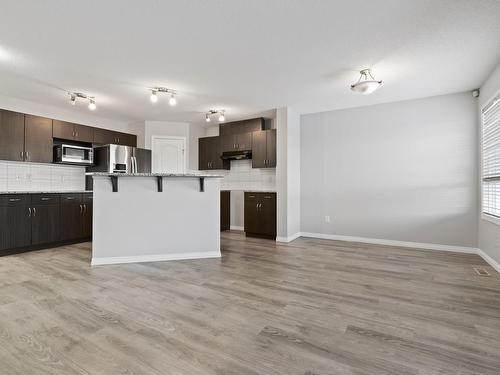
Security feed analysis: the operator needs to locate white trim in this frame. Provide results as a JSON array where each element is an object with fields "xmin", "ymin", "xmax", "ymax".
[
  {"xmin": 91, "ymin": 251, "xmax": 221, "ymax": 266},
  {"xmin": 299, "ymin": 232, "xmax": 477, "ymax": 253},
  {"xmin": 230, "ymin": 225, "xmax": 244, "ymax": 231},
  {"xmin": 151, "ymin": 135, "xmax": 187, "ymax": 173},
  {"xmin": 477, "ymin": 248, "xmax": 500, "ymax": 273},
  {"xmin": 276, "ymin": 232, "xmax": 301, "ymax": 243},
  {"xmin": 481, "ymin": 213, "xmax": 500, "ymax": 227}
]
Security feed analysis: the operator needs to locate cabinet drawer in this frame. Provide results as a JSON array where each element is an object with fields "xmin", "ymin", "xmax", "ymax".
[
  {"xmin": 31, "ymin": 194, "xmax": 61, "ymax": 205},
  {"xmin": 82, "ymin": 193, "xmax": 93, "ymax": 203},
  {"xmin": 60, "ymin": 193, "xmax": 82, "ymax": 204},
  {"xmin": 0, "ymin": 195, "xmax": 30, "ymax": 206}
]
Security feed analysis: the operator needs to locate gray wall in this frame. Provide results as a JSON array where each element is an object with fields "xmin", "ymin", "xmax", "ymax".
[
  {"xmin": 301, "ymin": 92, "xmax": 478, "ymax": 247},
  {"xmin": 478, "ymin": 63, "xmax": 500, "ymax": 264}
]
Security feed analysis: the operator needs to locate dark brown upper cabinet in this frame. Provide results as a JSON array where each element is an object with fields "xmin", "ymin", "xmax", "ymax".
[
  {"xmin": 221, "ymin": 132, "xmax": 252, "ymax": 152},
  {"xmin": 94, "ymin": 128, "xmax": 137, "ymax": 147},
  {"xmin": 0, "ymin": 109, "xmax": 25, "ymax": 162},
  {"xmin": 219, "ymin": 118, "xmax": 264, "ymax": 136},
  {"xmin": 53, "ymin": 120, "xmax": 94, "ymax": 143},
  {"xmin": 93, "ymin": 128, "xmax": 116, "ymax": 145},
  {"xmin": 24, "ymin": 115, "xmax": 53, "ymax": 163},
  {"xmin": 252, "ymin": 129, "xmax": 276, "ymax": 168},
  {"xmin": 199, "ymin": 136, "xmax": 229, "ymax": 170}
]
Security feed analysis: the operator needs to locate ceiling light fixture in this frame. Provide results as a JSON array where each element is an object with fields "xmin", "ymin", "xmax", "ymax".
[
  {"xmin": 205, "ymin": 109, "xmax": 226, "ymax": 123},
  {"xmin": 149, "ymin": 87, "xmax": 178, "ymax": 106},
  {"xmin": 150, "ymin": 90, "xmax": 158, "ymax": 103},
  {"xmin": 88, "ymin": 98, "xmax": 96, "ymax": 111},
  {"xmin": 169, "ymin": 93, "xmax": 177, "ymax": 106},
  {"xmin": 68, "ymin": 92, "xmax": 97, "ymax": 111},
  {"xmin": 350, "ymin": 69, "xmax": 382, "ymax": 95}
]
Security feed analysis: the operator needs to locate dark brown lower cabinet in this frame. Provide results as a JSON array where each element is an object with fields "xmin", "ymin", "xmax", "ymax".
[
  {"xmin": 60, "ymin": 193, "xmax": 93, "ymax": 242},
  {"xmin": 31, "ymin": 194, "xmax": 60, "ymax": 245},
  {"xmin": 0, "ymin": 192, "xmax": 92, "ymax": 256},
  {"xmin": 0, "ymin": 196, "xmax": 31, "ymax": 252},
  {"xmin": 221, "ymin": 191, "xmax": 230, "ymax": 231},
  {"xmin": 82, "ymin": 194, "xmax": 93, "ymax": 238},
  {"xmin": 244, "ymin": 192, "xmax": 276, "ymax": 239}
]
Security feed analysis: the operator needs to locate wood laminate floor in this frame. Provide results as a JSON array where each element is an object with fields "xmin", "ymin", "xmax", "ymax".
[{"xmin": 0, "ymin": 231, "xmax": 499, "ymax": 375}]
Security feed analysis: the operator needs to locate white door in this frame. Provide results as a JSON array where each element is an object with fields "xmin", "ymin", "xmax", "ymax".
[{"xmin": 152, "ymin": 136, "xmax": 186, "ymax": 173}]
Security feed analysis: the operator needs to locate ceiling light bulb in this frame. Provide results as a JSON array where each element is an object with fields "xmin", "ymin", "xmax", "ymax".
[
  {"xmin": 70, "ymin": 94, "xmax": 76, "ymax": 105},
  {"xmin": 350, "ymin": 69, "xmax": 382, "ymax": 95},
  {"xmin": 205, "ymin": 114, "xmax": 211, "ymax": 122},
  {"xmin": 218, "ymin": 112, "xmax": 225, "ymax": 122},
  {"xmin": 150, "ymin": 90, "xmax": 158, "ymax": 103},
  {"xmin": 169, "ymin": 94, "xmax": 177, "ymax": 106},
  {"xmin": 88, "ymin": 98, "xmax": 96, "ymax": 111}
]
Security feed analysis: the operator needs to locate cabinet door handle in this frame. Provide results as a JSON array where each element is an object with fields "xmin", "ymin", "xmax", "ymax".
[
  {"xmin": 25, "ymin": 151, "xmax": 29, "ymax": 160},
  {"xmin": 41, "ymin": 197, "xmax": 50, "ymax": 201},
  {"xmin": 80, "ymin": 204, "xmax": 83, "ymax": 214},
  {"xmin": 20, "ymin": 151, "xmax": 23, "ymax": 160},
  {"xmin": 83, "ymin": 204, "xmax": 87, "ymax": 214},
  {"xmin": 33, "ymin": 207, "xmax": 36, "ymax": 217},
  {"xmin": 9, "ymin": 198, "xmax": 21, "ymax": 202},
  {"xmin": 28, "ymin": 207, "xmax": 31, "ymax": 217}
]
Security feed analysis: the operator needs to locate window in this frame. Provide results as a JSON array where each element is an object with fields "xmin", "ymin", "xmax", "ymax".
[{"xmin": 482, "ymin": 95, "xmax": 500, "ymax": 219}]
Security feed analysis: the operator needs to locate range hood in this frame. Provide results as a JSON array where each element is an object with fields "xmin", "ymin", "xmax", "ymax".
[{"xmin": 221, "ymin": 150, "xmax": 252, "ymax": 160}]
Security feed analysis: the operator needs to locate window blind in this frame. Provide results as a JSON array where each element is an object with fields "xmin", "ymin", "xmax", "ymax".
[{"xmin": 482, "ymin": 95, "xmax": 500, "ymax": 218}]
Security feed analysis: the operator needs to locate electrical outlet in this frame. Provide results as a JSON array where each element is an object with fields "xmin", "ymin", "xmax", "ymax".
[{"xmin": 325, "ymin": 215, "xmax": 330, "ymax": 223}]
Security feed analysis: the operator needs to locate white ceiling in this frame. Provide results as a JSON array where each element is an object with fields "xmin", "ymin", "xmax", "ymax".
[{"xmin": 0, "ymin": 0, "xmax": 499, "ymax": 124}]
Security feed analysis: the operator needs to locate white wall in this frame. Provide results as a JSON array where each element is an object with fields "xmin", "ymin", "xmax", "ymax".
[
  {"xmin": 478, "ymin": 63, "xmax": 500, "ymax": 265},
  {"xmin": 300, "ymin": 92, "xmax": 478, "ymax": 248},
  {"xmin": 276, "ymin": 107, "xmax": 301, "ymax": 241}
]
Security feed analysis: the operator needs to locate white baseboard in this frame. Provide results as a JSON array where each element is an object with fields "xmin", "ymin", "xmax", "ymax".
[
  {"xmin": 299, "ymin": 232, "xmax": 478, "ymax": 254},
  {"xmin": 230, "ymin": 225, "xmax": 244, "ymax": 231},
  {"xmin": 91, "ymin": 251, "xmax": 221, "ymax": 266},
  {"xmin": 476, "ymin": 248, "xmax": 500, "ymax": 273},
  {"xmin": 276, "ymin": 232, "xmax": 301, "ymax": 243}
]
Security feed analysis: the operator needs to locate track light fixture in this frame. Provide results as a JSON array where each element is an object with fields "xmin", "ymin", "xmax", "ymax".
[
  {"xmin": 150, "ymin": 90, "xmax": 158, "ymax": 103},
  {"xmin": 205, "ymin": 109, "xmax": 226, "ymax": 123},
  {"xmin": 68, "ymin": 92, "xmax": 97, "ymax": 111},
  {"xmin": 149, "ymin": 87, "xmax": 178, "ymax": 106}
]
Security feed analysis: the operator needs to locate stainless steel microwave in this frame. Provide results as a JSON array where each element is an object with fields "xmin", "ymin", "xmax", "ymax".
[{"xmin": 53, "ymin": 144, "xmax": 94, "ymax": 165}]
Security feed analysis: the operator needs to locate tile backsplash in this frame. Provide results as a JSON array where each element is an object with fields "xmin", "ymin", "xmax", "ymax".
[
  {"xmin": 218, "ymin": 159, "xmax": 276, "ymax": 191},
  {"xmin": 0, "ymin": 161, "xmax": 85, "ymax": 191}
]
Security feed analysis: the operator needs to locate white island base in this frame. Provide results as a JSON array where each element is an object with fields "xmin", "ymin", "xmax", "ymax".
[{"xmin": 89, "ymin": 173, "xmax": 223, "ymax": 265}]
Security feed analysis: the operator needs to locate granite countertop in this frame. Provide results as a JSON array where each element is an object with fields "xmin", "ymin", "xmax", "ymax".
[
  {"xmin": 0, "ymin": 190, "xmax": 93, "ymax": 194},
  {"xmin": 86, "ymin": 172, "xmax": 224, "ymax": 178}
]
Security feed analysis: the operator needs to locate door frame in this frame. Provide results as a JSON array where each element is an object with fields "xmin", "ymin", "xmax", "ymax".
[{"xmin": 151, "ymin": 135, "xmax": 187, "ymax": 173}]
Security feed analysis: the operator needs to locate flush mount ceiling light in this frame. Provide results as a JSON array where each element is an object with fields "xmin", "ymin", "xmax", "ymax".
[
  {"xmin": 149, "ymin": 87, "xmax": 178, "ymax": 106},
  {"xmin": 350, "ymin": 69, "xmax": 382, "ymax": 95},
  {"xmin": 68, "ymin": 92, "xmax": 97, "ymax": 111},
  {"xmin": 205, "ymin": 109, "xmax": 225, "ymax": 123}
]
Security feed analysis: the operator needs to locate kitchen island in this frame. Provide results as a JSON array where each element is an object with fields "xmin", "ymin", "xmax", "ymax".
[{"xmin": 87, "ymin": 172, "xmax": 224, "ymax": 265}]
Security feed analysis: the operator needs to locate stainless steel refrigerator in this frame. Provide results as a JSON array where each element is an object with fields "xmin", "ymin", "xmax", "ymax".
[{"xmin": 86, "ymin": 144, "xmax": 152, "ymax": 189}]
